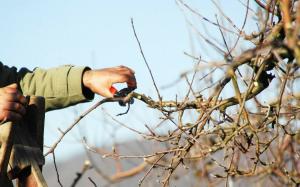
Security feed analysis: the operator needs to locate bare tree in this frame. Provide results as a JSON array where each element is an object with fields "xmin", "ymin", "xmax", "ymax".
[{"xmin": 47, "ymin": 0, "xmax": 300, "ymax": 186}]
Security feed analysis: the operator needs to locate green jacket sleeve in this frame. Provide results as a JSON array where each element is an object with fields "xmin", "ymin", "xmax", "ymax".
[{"xmin": 0, "ymin": 62, "xmax": 94, "ymax": 111}]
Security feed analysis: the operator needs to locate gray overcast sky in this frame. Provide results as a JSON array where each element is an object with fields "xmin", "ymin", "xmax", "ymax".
[{"xmin": 0, "ymin": 0, "xmax": 257, "ymax": 161}]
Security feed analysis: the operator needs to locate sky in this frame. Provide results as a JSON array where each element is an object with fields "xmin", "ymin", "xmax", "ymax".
[{"xmin": 0, "ymin": 0, "xmax": 258, "ymax": 162}]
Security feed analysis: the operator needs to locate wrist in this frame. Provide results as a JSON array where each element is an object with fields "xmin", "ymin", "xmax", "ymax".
[
  {"xmin": 82, "ymin": 68, "xmax": 94, "ymax": 99},
  {"xmin": 83, "ymin": 69, "xmax": 92, "ymax": 89}
]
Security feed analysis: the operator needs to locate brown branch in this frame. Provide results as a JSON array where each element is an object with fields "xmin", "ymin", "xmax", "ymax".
[
  {"xmin": 255, "ymin": 0, "xmax": 277, "ymax": 13},
  {"xmin": 280, "ymin": 0, "xmax": 294, "ymax": 48},
  {"xmin": 88, "ymin": 150, "xmax": 163, "ymax": 184},
  {"xmin": 52, "ymin": 151, "xmax": 63, "ymax": 187},
  {"xmin": 71, "ymin": 160, "xmax": 92, "ymax": 187},
  {"xmin": 109, "ymin": 155, "xmax": 161, "ymax": 182},
  {"xmin": 45, "ymin": 95, "xmax": 134, "ymax": 156},
  {"xmin": 88, "ymin": 177, "xmax": 97, "ymax": 187}
]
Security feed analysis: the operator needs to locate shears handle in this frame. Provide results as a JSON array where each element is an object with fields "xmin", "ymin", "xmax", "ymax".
[
  {"xmin": 109, "ymin": 86, "xmax": 118, "ymax": 95},
  {"xmin": 109, "ymin": 86, "xmax": 135, "ymax": 106}
]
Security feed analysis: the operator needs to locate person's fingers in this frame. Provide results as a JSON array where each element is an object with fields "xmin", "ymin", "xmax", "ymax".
[
  {"xmin": 83, "ymin": 66, "xmax": 137, "ymax": 98},
  {"xmin": 18, "ymin": 95, "xmax": 27, "ymax": 105},
  {"xmin": 2, "ymin": 84, "xmax": 27, "ymax": 104},
  {"xmin": 0, "ymin": 110, "xmax": 22, "ymax": 123},
  {"xmin": 116, "ymin": 65, "xmax": 135, "ymax": 74},
  {"xmin": 113, "ymin": 66, "xmax": 137, "ymax": 87},
  {"xmin": 117, "ymin": 65, "xmax": 135, "ymax": 74},
  {"xmin": 123, "ymin": 74, "xmax": 137, "ymax": 88},
  {"xmin": 112, "ymin": 73, "xmax": 137, "ymax": 88},
  {"xmin": 1, "ymin": 91, "xmax": 26, "ymax": 105},
  {"xmin": 126, "ymin": 76, "xmax": 137, "ymax": 88},
  {"xmin": 6, "ymin": 111, "xmax": 22, "ymax": 122},
  {"xmin": 1, "ymin": 101, "xmax": 26, "ymax": 116},
  {"xmin": 2, "ymin": 92, "xmax": 26, "ymax": 104},
  {"xmin": 0, "ymin": 84, "xmax": 26, "ymax": 123}
]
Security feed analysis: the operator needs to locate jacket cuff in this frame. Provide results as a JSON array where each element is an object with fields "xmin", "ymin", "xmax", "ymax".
[{"xmin": 68, "ymin": 66, "xmax": 95, "ymax": 102}]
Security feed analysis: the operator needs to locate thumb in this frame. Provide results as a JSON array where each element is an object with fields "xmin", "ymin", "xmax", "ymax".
[{"xmin": 100, "ymin": 87, "xmax": 114, "ymax": 98}]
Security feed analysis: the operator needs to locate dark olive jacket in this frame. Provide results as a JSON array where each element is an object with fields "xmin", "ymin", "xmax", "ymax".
[{"xmin": 0, "ymin": 62, "xmax": 94, "ymax": 111}]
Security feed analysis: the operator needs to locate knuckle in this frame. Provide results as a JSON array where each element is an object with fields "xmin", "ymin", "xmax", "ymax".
[
  {"xmin": 122, "ymin": 74, "xmax": 131, "ymax": 80},
  {"xmin": 9, "ymin": 93, "xmax": 18, "ymax": 101},
  {"xmin": 18, "ymin": 95, "xmax": 26, "ymax": 105},
  {"xmin": 14, "ymin": 103, "xmax": 20, "ymax": 110},
  {"xmin": 123, "ymin": 68, "xmax": 132, "ymax": 75},
  {"xmin": 4, "ymin": 93, "xmax": 13, "ymax": 101}
]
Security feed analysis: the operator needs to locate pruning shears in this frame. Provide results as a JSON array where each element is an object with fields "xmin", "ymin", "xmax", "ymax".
[{"xmin": 109, "ymin": 86, "xmax": 135, "ymax": 106}]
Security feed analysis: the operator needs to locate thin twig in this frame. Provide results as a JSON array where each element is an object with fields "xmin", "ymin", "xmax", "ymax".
[
  {"xmin": 131, "ymin": 18, "xmax": 162, "ymax": 102},
  {"xmin": 52, "ymin": 151, "xmax": 63, "ymax": 187},
  {"xmin": 88, "ymin": 177, "xmax": 97, "ymax": 187},
  {"xmin": 45, "ymin": 96, "xmax": 133, "ymax": 156},
  {"xmin": 138, "ymin": 154, "xmax": 165, "ymax": 186},
  {"xmin": 71, "ymin": 160, "xmax": 92, "ymax": 187}
]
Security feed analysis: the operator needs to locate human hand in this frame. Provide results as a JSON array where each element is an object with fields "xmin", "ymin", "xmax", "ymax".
[
  {"xmin": 0, "ymin": 83, "xmax": 27, "ymax": 123},
  {"xmin": 82, "ymin": 65, "xmax": 137, "ymax": 98}
]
